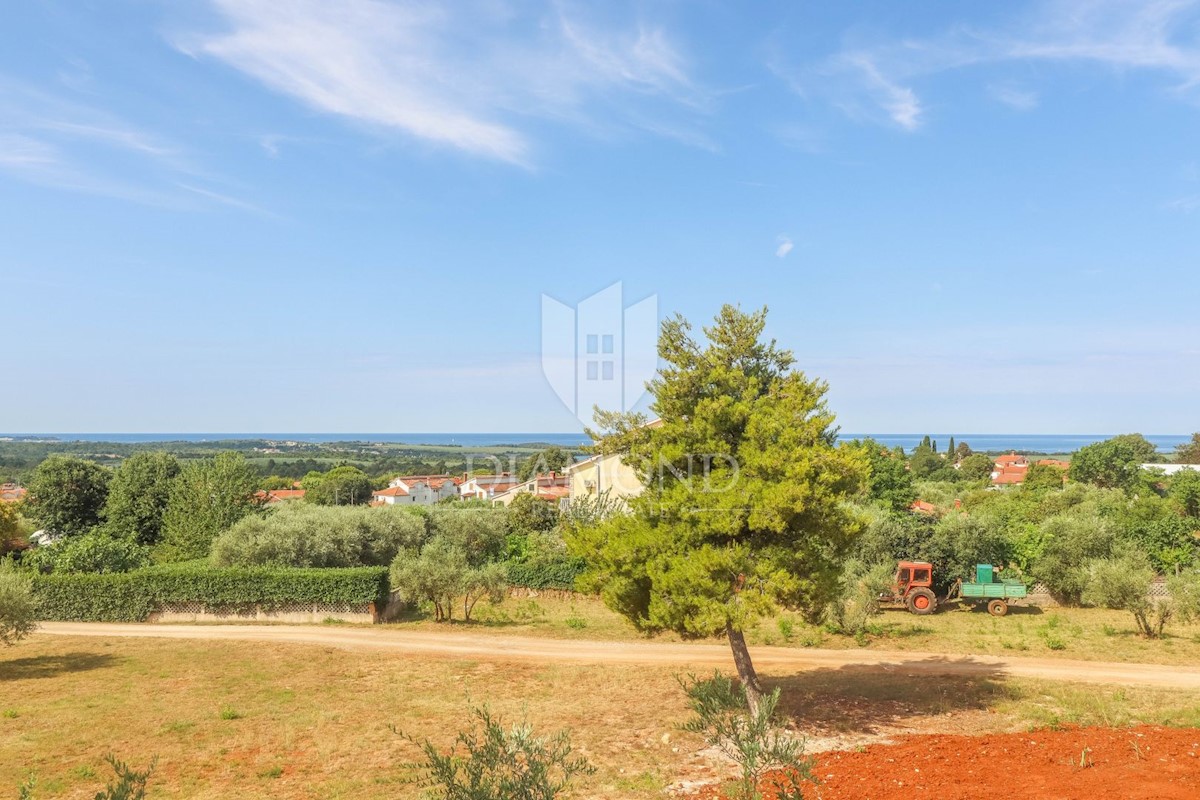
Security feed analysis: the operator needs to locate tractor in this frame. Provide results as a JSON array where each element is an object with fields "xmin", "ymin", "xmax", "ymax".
[
  {"xmin": 882, "ymin": 561, "xmax": 1029, "ymax": 617},
  {"xmin": 880, "ymin": 560, "xmax": 938, "ymax": 615}
]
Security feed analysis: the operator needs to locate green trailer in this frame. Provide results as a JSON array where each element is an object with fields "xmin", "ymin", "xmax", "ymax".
[{"xmin": 954, "ymin": 564, "xmax": 1028, "ymax": 616}]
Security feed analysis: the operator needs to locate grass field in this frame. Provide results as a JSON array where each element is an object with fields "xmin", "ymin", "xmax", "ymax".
[
  {"xmin": 3, "ymin": 633, "xmax": 1200, "ymax": 800},
  {"xmin": 391, "ymin": 593, "xmax": 1200, "ymax": 666}
]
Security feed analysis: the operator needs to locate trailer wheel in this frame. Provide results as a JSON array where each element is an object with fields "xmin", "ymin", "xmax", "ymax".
[
  {"xmin": 987, "ymin": 599, "xmax": 1008, "ymax": 617},
  {"xmin": 906, "ymin": 588, "xmax": 937, "ymax": 615}
]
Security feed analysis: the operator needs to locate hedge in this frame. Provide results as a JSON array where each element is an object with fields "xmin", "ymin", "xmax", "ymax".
[
  {"xmin": 31, "ymin": 564, "xmax": 390, "ymax": 622},
  {"xmin": 505, "ymin": 559, "xmax": 585, "ymax": 591}
]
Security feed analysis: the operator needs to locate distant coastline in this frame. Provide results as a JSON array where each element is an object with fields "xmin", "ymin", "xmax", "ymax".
[{"xmin": 0, "ymin": 432, "xmax": 1190, "ymax": 453}]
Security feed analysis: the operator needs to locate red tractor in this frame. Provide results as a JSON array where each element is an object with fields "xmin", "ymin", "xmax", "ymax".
[{"xmin": 880, "ymin": 560, "xmax": 938, "ymax": 615}]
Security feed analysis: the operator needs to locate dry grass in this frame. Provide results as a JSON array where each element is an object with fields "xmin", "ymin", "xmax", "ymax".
[
  {"xmin": 3, "ymin": 633, "xmax": 1200, "ymax": 799},
  {"xmin": 382, "ymin": 593, "xmax": 1200, "ymax": 666}
]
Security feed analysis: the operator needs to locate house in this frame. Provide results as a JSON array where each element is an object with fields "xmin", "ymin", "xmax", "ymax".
[
  {"xmin": 255, "ymin": 489, "xmax": 306, "ymax": 504},
  {"xmin": 459, "ymin": 473, "xmax": 522, "ymax": 501},
  {"xmin": 565, "ymin": 452, "xmax": 646, "ymax": 503},
  {"xmin": 372, "ymin": 474, "xmax": 461, "ymax": 506},
  {"xmin": 0, "ymin": 483, "xmax": 27, "ymax": 503},
  {"xmin": 991, "ymin": 453, "xmax": 1030, "ymax": 486},
  {"xmin": 1140, "ymin": 463, "xmax": 1200, "ymax": 476},
  {"xmin": 491, "ymin": 472, "xmax": 571, "ymax": 506},
  {"xmin": 910, "ymin": 500, "xmax": 938, "ymax": 514}
]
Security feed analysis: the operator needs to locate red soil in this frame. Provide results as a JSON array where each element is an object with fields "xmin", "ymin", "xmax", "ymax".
[{"xmin": 699, "ymin": 726, "xmax": 1200, "ymax": 800}]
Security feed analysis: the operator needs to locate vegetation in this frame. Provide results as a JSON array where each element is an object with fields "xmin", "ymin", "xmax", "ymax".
[
  {"xmin": 24, "ymin": 532, "xmax": 149, "ymax": 575},
  {"xmin": 0, "ymin": 559, "xmax": 37, "ymax": 645},
  {"xmin": 570, "ymin": 306, "xmax": 867, "ymax": 712},
  {"xmin": 1081, "ymin": 552, "xmax": 1173, "ymax": 639},
  {"xmin": 405, "ymin": 707, "xmax": 593, "ymax": 800},
  {"xmin": 30, "ymin": 564, "xmax": 390, "ymax": 622},
  {"xmin": 679, "ymin": 672, "xmax": 812, "ymax": 800},
  {"xmin": 24, "ymin": 456, "xmax": 111, "ymax": 535},
  {"xmin": 303, "ymin": 465, "xmax": 374, "ymax": 506},
  {"xmin": 159, "ymin": 452, "xmax": 261, "ymax": 561},
  {"xmin": 101, "ymin": 451, "xmax": 180, "ymax": 545},
  {"xmin": 211, "ymin": 504, "xmax": 427, "ymax": 568}
]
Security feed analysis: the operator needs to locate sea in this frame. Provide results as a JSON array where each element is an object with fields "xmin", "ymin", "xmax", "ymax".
[{"xmin": 0, "ymin": 432, "xmax": 1192, "ymax": 454}]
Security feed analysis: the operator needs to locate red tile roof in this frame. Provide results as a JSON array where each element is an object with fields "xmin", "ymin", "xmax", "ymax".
[
  {"xmin": 995, "ymin": 453, "xmax": 1027, "ymax": 466},
  {"xmin": 255, "ymin": 489, "xmax": 306, "ymax": 503},
  {"xmin": 1036, "ymin": 459, "xmax": 1070, "ymax": 469},
  {"xmin": 910, "ymin": 500, "xmax": 938, "ymax": 514},
  {"xmin": 372, "ymin": 486, "xmax": 410, "ymax": 498},
  {"xmin": 393, "ymin": 474, "xmax": 461, "ymax": 489},
  {"xmin": 0, "ymin": 484, "xmax": 27, "ymax": 503}
]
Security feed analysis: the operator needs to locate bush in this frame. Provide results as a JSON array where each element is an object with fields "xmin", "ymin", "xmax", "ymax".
[
  {"xmin": 1081, "ymin": 552, "xmax": 1170, "ymax": 638},
  {"xmin": 405, "ymin": 706, "xmax": 593, "ymax": 800},
  {"xmin": 211, "ymin": 504, "xmax": 428, "ymax": 568},
  {"xmin": 390, "ymin": 538, "xmax": 507, "ymax": 622},
  {"xmin": 428, "ymin": 507, "xmax": 508, "ymax": 561},
  {"xmin": 1, "ymin": 558, "xmax": 37, "ymax": 645},
  {"xmin": 823, "ymin": 561, "xmax": 893, "ymax": 636},
  {"xmin": 505, "ymin": 558, "xmax": 585, "ymax": 590},
  {"xmin": 679, "ymin": 672, "xmax": 812, "ymax": 800},
  {"xmin": 24, "ymin": 532, "xmax": 149, "ymax": 574},
  {"xmin": 30, "ymin": 564, "xmax": 389, "ymax": 622},
  {"xmin": 1031, "ymin": 514, "xmax": 1117, "ymax": 604}
]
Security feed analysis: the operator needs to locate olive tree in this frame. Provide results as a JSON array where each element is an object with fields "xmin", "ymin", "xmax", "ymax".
[{"xmin": 0, "ymin": 559, "xmax": 37, "ymax": 646}]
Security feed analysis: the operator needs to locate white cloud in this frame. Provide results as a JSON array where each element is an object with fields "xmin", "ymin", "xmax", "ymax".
[
  {"xmin": 181, "ymin": 0, "xmax": 707, "ymax": 164},
  {"xmin": 1165, "ymin": 194, "xmax": 1200, "ymax": 212},
  {"xmin": 989, "ymin": 83, "xmax": 1039, "ymax": 111},
  {"xmin": 0, "ymin": 77, "xmax": 266, "ymax": 212},
  {"xmin": 775, "ymin": 235, "xmax": 794, "ymax": 258},
  {"xmin": 775, "ymin": 0, "xmax": 1200, "ymax": 129}
]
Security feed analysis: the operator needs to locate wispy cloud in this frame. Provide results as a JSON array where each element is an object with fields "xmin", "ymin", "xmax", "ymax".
[
  {"xmin": 774, "ymin": 0, "xmax": 1200, "ymax": 130},
  {"xmin": 179, "ymin": 0, "xmax": 708, "ymax": 164},
  {"xmin": 775, "ymin": 235, "xmax": 794, "ymax": 258},
  {"xmin": 1165, "ymin": 194, "xmax": 1200, "ymax": 212},
  {"xmin": 989, "ymin": 83, "xmax": 1039, "ymax": 111},
  {"xmin": 0, "ymin": 76, "xmax": 268, "ymax": 212}
]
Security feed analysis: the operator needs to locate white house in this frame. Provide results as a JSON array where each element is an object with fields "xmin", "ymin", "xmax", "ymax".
[
  {"xmin": 372, "ymin": 475, "xmax": 461, "ymax": 506},
  {"xmin": 491, "ymin": 472, "xmax": 571, "ymax": 507},
  {"xmin": 1142, "ymin": 463, "xmax": 1200, "ymax": 476},
  {"xmin": 459, "ymin": 473, "xmax": 523, "ymax": 501}
]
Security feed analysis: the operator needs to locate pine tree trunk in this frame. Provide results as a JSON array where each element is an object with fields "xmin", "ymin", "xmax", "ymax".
[{"xmin": 726, "ymin": 623, "xmax": 764, "ymax": 714}]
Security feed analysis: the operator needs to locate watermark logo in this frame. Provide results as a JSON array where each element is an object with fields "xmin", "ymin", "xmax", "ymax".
[{"xmin": 541, "ymin": 282, "xmax": 657, "ymax": 428}]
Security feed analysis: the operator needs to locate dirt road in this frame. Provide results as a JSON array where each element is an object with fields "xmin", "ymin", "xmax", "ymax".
[{"xmin": 38, "ymin": 621, "xmax": 1200, "ymax": 689}]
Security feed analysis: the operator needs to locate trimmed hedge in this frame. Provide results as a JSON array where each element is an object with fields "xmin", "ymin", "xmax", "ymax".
[
  {"xmin": 31, "ymin": 564, "xmax": 390, "ymax": 622},
  {"xmin": 505, "ymin": 559, "xmax": 585, "ymax": 591}
]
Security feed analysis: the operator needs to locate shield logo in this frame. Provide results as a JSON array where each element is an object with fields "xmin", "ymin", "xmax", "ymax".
[{"xmin": 541, "ymin": 282, "xmax": 657, "ymax": 427}]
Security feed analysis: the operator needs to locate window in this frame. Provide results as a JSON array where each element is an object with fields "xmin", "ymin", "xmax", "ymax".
[
  {"xmin": 897, "ymin": 568, "xmax": 911, "ymax": 583},
  {"xmin": 913, "ymin": 568, "xmax": 930, "ymax": 583},
  {"xmin": 585, "ymin": 331, "xmax": 616, "ymax": 381}
]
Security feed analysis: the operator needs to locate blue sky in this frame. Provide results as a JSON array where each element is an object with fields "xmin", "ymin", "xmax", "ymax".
[{"xmin": 2, "ymin": 0, "xmax": 1198, "ymax": 434}]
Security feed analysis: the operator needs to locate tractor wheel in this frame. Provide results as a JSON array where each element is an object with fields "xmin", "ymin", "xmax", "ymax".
[
  {"xmin": 906, "ymin": 588, "xmax": 937, "ymax": 615},
  {"xmin": 987, "ymin": 599, "xmax": 1009, "ymax": 617}
]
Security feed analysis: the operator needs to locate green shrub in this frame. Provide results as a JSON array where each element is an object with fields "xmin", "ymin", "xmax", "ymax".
[
  {"xmin": 678, "ymin": 672, "xmax": 812, "ymax": 800},
  {"xmin": 391, "ymin": 538, "xmax": 507, "ymax": 622},
  {"xmin": 1081, "ymin": 552, "xmax": 1170, "ymax": 638},
  {"xmin": 1031, "ymin": 514, "xmax": 1117, "ymax": 604},
  {"xmin": 30, "ymin": 564, "xmax": 389, "ymax": 622},
  {"xmin": 24, "ymin": 532, "xmax": 149, "ymax": 574},
  {"xmin": 405, "ymin": 706, "xmax": 593, "ymax": 800},
  {"xmin": 823, "ymin": 561, "xmax": 893, "ymax": 636},
  {"xmin": 210, "ymin": 504, "xmax": 427, "ymax": 568},
  {"xmin": 505, "ymin": 559, "xmax": 584, "ymax": 590},
  {"xmin": 1, "ymin": 558, "xmax": 37, "ymax": 645}
]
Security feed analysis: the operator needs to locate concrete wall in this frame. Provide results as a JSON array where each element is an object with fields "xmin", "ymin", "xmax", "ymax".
[{"xmin": 148, "ymin": 602, "xmax": 377, "ymax": 624}]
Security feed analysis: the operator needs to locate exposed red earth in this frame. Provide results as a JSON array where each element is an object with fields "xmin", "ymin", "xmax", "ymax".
[{"xmin": 693, "ymin": 725, "xmax": 1200, "ymax": 800}]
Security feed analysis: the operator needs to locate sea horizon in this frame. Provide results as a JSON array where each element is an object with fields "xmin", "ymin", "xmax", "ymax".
[{"xmin": 0, "ymin": 432, "xmax": 1191, "ymax": 453}]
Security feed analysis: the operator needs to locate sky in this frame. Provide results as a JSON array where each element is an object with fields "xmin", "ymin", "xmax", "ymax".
[{"xmin": 2, "ymin": 0, "xmax": 1199, "ymax": 434}]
